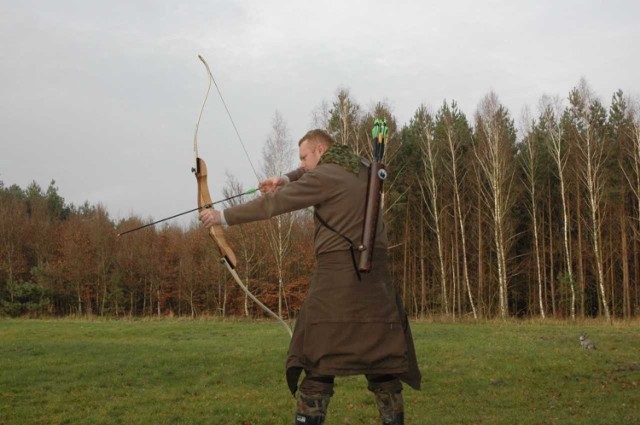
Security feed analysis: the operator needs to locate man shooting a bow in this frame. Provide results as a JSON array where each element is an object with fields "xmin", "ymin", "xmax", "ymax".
[{"xmin": 199, "ymin": 128, "xmax": 421, "ymax": 425}]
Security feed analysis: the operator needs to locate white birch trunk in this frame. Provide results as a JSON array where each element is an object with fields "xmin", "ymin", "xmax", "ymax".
[
  {"xmin": 444, "ymin": 122, "xmax": 477, "ymax": 319},
  {"xmin": 542, "ymin": 97, "xmax": 576, "ymax": 319},
  {"xmin": 571, "ymin": 82, "xmax": 611, "ymax": 321},
  {"xmin": 474, "ymin": 93, "xmax": 514, "ymax": 318},
  {"xmin": 521, "ymin": 112, "xmax": 546, "ymax": 319},
  {"xmin": 262, "ymin": 111, "xmax": 295, "ymax": 320},
  {"xmin": 419, "ymin": 120, "xmax": 449, "ymax": 316}
]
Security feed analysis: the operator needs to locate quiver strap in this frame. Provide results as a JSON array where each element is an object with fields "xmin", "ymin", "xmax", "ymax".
[{"xmin": 314, "ymin": 211, "xmax": 362, "ymax": 281}]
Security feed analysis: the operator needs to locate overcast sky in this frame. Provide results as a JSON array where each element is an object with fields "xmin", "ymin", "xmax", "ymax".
[{"xmin": 1, "ymin": 0, "xmax": 638, "ymax": 228}]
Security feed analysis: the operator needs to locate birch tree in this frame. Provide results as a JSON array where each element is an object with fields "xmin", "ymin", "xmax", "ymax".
[
  {"xmin": 628, "ymin": 100, "xmax": 640, "ymax": 233},
  {"xmin": 609, "ymin": 90, "xmax": 635, "ymax": 318},
  {"xmin": 540, "ymin": 95, "xmax": 576, "ymax": 319},
  {"xmin": 569, "ymin": 79, "xmax": 611, "ymax": 321},
  {"xmin": 328, "ymin": 89, "xmax": 365, "ymax": 154},
  {"xmin": 474, "ymin": 92, "xmax": 517, "ymax": 318},
  {"xmin": 222, "ymin": 173, "xmax": 259, "ymax": 317},
  {"xmin": 414, "ymin": 106, "xmax": 449, "ymax": 316},
  {"xmin": 519, "ymin": 107, "xmax": 546, "ymax": 319},
  {"xmin": 437, "ymin": 101, "xmax": 477, "ymax": 319},
  {"xmin": 262, "ymin": 111, "xmax": 296, "ymax": 318},
  {"xmin": 312, "ymin": 99, "xmax": 331, "ymax": 130}
]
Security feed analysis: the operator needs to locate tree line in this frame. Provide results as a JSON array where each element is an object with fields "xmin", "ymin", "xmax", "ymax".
[{"xmin": 2, "ymin": 78, "xmax": 639, "ymax": 320}]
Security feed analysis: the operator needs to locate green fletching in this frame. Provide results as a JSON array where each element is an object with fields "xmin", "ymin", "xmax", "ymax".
[
  {"xmin": 371, "ymin": 118, "xmax": 388, "ymax": 140},
  {"xmin": 372, "ymin": 118, "xmax": 381, "ymax": 138}
]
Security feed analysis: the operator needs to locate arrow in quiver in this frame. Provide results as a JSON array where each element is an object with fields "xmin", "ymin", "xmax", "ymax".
[{"xmin": 358, "ymin": 118, "xmax": 388, "ymax": 272}]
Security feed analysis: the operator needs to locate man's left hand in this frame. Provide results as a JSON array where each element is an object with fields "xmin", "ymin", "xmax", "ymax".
[{"xmin": 199, "ymin": 208, "xmax": 221, "ymax": 227}]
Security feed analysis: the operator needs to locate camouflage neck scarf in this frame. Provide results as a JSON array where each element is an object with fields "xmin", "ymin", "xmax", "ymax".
[{"xmin": 317, "ymin": 143, "xmax": 360, "ymax": 175}]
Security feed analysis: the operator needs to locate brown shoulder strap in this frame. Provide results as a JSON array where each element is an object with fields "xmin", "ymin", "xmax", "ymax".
[{"xmin": 314, "ymin": 210, "xmax": 361, "ymax": 281}]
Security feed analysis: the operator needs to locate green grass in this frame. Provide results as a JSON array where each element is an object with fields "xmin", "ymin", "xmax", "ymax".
[{"xmin": 0, "ymin": 319, "xmax": 638, "ymax": 424}]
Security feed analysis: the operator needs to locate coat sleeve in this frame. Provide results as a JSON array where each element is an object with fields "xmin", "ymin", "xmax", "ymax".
[
  {"xmin": 224, "ymin": 165, "xmax": 337, "ymax": 226},
  {"xmin": 285, "ymin": 167, "xmax": 306, "ymax": 182}
]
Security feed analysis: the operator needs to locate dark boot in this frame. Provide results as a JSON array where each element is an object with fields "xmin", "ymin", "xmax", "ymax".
[
  {"xmin": 293, "ymin": 391, "xmax": 331, "ymax": 425},
  {"xmin": 294, "ymin": 413, "xmax": 325, "ymax": 424},
  {"xmin": 381, "ymin": 412, "xmax": 404, "ymax": 425},
  {"xmin": 374, "ymin": 390, "xmax": 404, "ymax": 425}
]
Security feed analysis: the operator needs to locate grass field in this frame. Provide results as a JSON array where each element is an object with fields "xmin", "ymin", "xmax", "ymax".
[{"xmin": 0, "ymin": 318, "xmax": 638, "ymax": 424}]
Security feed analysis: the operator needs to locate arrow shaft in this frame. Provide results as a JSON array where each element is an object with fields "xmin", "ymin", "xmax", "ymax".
[{"xmin": 117, "ymin": 189, "xmax": 257, "ymax": 236}]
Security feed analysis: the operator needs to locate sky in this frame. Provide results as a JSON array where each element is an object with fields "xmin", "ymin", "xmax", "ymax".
[{"xmin": 1, "ymin": 0, "xmax": 639, "ymax": 228}]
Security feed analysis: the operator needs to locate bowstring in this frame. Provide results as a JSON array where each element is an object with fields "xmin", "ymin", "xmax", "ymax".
[{"xmin": 198, "ymin": 55, "xmax": 261, "ymax": 184}]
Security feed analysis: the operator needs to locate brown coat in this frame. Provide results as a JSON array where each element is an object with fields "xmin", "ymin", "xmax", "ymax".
[{"xmin": 224, "ymin": 162, "xmax": 421, "ymax": 392}]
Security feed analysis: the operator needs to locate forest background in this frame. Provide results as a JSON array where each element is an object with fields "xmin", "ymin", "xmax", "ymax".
[{"xmin": 2, "ymin": 78, "xmax": 640, "ymax": 321}]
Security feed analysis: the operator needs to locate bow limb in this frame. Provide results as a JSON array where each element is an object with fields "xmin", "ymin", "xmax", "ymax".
[
  {"xmin": 195, "ymin": 158, "xmax": 237, "ymax": 266},
  {"xmin": 195, "ymin": 159, "xmax": 292, "ymax": 337}
]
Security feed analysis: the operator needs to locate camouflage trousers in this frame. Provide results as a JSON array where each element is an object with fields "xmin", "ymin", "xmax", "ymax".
[
  {"xmin": 372, "ymin": 389, "xmax": 404, "ymax": 424},
  {"xmin": 294, "ymin": 373, "xmax": 404, "ymax": 424},
  {"xmin": 368, "ymin": 374, "xmax": 404, "ymax": 424},
  {"xmin": 295, "ymin": 391, "xmax": 332, "ymax": 424}
]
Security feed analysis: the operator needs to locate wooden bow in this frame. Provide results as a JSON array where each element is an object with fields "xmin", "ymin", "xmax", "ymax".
[{"xmin": 194, "ymin": 55, "xmax": 292, "ymax": 337}]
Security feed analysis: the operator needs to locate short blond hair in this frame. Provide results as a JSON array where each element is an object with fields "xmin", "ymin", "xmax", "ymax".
[{"xmin": 298, "ymin": 129, "xmax": 336, "ymax": 147}]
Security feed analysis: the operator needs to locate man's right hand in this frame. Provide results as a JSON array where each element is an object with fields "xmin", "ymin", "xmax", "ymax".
[{"xmin": 259, "ymin": 176, "xmax": 286, "ymax": 194}]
